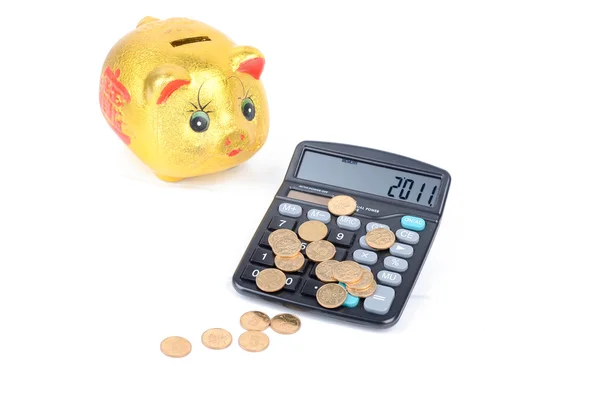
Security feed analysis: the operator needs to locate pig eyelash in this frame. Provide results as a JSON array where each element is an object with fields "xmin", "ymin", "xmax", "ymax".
[
  {"xmin": 227, "ymin": 75, "xmax": 247, "ymax": 99},
  {"xmin": 239, "ymin": 89, "xmax": 252, "ymax": 101},
  {"xmin": 192, "ymin": 81, "xmax": 213, "ymax": 112}
]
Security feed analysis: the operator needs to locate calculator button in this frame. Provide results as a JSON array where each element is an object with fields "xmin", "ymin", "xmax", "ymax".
[
  {"xmin": 334, "ymin": 248, "xmax": 348, "ymax": 261},
  {"xmin": 301, "ymin": 279, "xmax": 323, "ymax": 297},
  {"xmin": 279, "ymin": 203, "xmax": 302, "ymax": 218},
  {"xmin": 338, "ymin": 283, "xmax": 360, "ymax": 308},
  {"xmin": 337, "ymin": 216, "xmax": 361, "ymax": 231},
  {"xmin": 259, "ymin": 231, "xmax": 271, "ymax": 248},
  {"xmin": 353, "ymin": 249, "xmax": 378, "ymax": 265},
  {"xmin": 327, "ymin": 229, "xmax": 355, "ymax": 247},
  {"xmin": 401, "ymin": 215, "xmax": 426, "ymax": 232},
  {"xmin": 282, "ymin": 274, "xmax": 301, "ymax": 292},
  {"xmin": 389, "ymin": 243, "xmax": 414, "ymax": 259},
  {"xmin": 268, "ymin": 216, "xmax": 297, "ymax": 231},
  {"xmin": 364, "ymin": 285, "xmax": 395, "ymax": 315},
  {"xmin": 383, "ymin": 256, "xmax": 408, "ymax": 272},
  {"xmin": 307, "ymin": 209, "xmax": 331, "ymax": 224},
  {"xmin": 366, "ymin": 222, "xmax": 390, "ymax": 232},
  {"xmin": 241, "ymin": 264, "xmax": 264, "ymax": 282},
  {"xmin": 358, "ymin": 236, "xmax": 376, "ymax": 251},
  {"xmin": 250, "ymin": 248, "xmax": 274, "ymax": 266},
  {"xmin": 377, "ymin": 270, "xmax": 402, "ymax": 287},
  {"xmin": 395, "ymin": 229, "xmax": 419, "ymax": 245}
]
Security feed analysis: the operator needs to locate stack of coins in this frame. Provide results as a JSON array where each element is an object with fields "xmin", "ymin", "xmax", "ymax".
[
  {"xmin": 160, "ymin": 311, "xmax": 301, "ymax": 356},
  {"xmin": 314, "ymin": 259, "xmax": 377, "ymax": 308},
  {"xmin": 313, "ymin": 195, "xmax": 380, "ymax": 309}
]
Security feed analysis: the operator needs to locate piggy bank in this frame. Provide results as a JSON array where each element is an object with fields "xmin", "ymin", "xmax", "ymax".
[{"xmin": 99, "ymin": 16, "xmax": 269, "ymax": 182}]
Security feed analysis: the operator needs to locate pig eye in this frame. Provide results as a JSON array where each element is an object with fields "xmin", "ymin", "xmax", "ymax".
[
  {"xmin": 241, "ymin": 98, "xmax": 255, "ymax": 121},
  {"xmin": 190, "ymin": 111, "xmax": 210, "ymax": 132}
]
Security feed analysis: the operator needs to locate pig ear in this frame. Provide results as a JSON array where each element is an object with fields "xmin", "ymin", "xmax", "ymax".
[
  {"xmin": 137, "ymin": 16, "xmax": 159, "ymax": 27},
  {"xmin": 144, "ymin": 64, "xmax": 191, "ymax": 105},
  {"xmin": 231, "ymin": 46, "xmax": 265, "ymax": 80}
]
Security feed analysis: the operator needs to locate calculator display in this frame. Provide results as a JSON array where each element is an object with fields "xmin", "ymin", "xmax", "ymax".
[{"xmin": 296, "ymin": 150, "xmax": 441, "ymax": 207}]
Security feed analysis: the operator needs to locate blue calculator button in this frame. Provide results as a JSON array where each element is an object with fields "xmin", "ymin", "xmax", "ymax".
[
  {"xmin": 401, "ymin": 216, "xmax": 426, "ymax": 231},
  {"xmin": 339, "ymin": 283, "xmax": 360, "ymax": 308}
]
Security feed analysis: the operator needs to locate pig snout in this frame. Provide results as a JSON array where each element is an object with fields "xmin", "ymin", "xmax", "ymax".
[{"xmin": 223, "ymin": 130, "xmax": 251, "ymax": 157}]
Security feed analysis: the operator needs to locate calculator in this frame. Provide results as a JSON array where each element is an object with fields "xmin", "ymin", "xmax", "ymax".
[{"xmin": 231, "ymin": 141, "xmax": 451, "ymax": 328}]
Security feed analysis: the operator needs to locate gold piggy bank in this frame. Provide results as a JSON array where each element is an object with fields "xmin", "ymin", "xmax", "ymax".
[{"xmin": 99, "ymin": 16, "xmax": 269, "ymax": 182}]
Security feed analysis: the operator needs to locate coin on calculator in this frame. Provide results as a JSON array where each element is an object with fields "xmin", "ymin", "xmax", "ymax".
[
  {"xmin": 332, "ymin": 260, "xmax": 363, "ymax": 283},
  {"xmin": 306, "ymin": 240, "xmax": 336, "ymax": 262},
  {"xmin": 316, "ymin": 283, "xmax": 347, "ymax": 309},
  {"xmin": 274, "ymin": 252, "xmax": 305, "ymax": 272},
  {"xmin": 346, "ymin": 279, "xmax": 377, "ymax": 298},
  {"xmin": 365, "ymin": 228, "xmax": 395, "ymax": 250},
  {"xmin": 315, "ymin": 259, "xmax": 339, "ymax": 282},
  {"xmin": 345, "ymin": 268, "xmax": 374, "ymax": 290},
  {"xmin": 271, "ymin": 236, "xmax": 302, "ymax": 257},
  {"xmin": 327, "ymin": 195, "xmax": 357, "ymax": 216},
  {"xmin": 256, "ymin": 268, "xmax": 287, "ymax": 292},
  {"xmin": 297, "ymin": 220, "xmax": 328, "ymax": 242},
  {"xmin": 268, "ymin": 229, "xmax": 297, "ymax": 248}
]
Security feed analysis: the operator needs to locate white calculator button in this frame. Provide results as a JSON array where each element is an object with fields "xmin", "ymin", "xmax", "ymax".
[
  {"xmin": 278, "ymin": 202, "xmax": 302, "ymax": 218},
  {"xmin": 337, "ymin": 216, "xmax": 361, "ymax": 231},
  {"xmin": 353, "ymin": 249, "xmax": 377, "ymax": 265},
  {"xmin": 307, "ymin": 209, "xmax": 331, "ymax": 224},
  {"xmin": 366, "ymin": 222, "xmax": 390, "ymax": 232},
  {"xmin": 395, "ymin": 229, "xmax": 419, "ymax": 245},
  {"xmin": 364, "ymin": 285, "xmax": 395, "ymax": 315},
  {"xmin": 383, "ymin": 256, "xmax": 408, "ymax": 272},
  {"xmin": 389, "ymin": 243, "xmax": 414, "ymax": 259},
  {"xmin": 377, "ymin": 270, "xmax": 402, "ymax": 287}
]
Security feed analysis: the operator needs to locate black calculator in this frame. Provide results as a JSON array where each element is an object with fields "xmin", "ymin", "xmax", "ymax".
[{"xmin": 232, "ymin": 141, "xmax": 451, "ymax": 328}]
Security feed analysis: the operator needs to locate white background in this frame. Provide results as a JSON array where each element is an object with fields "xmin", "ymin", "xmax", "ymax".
[{"xmin": 1, "ymin": 1, "xmax": 599, "ymax": 396}]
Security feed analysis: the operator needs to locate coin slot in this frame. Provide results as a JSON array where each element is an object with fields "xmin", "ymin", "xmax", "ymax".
[{"xmin": 170, "ymin": 36, "xmax": 211, "ymax": 47}]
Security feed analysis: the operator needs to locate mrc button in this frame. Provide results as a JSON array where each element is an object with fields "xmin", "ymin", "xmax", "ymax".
[{"xmin": 401, "ymin": 215, "xmax": 425, "ymax": 232}]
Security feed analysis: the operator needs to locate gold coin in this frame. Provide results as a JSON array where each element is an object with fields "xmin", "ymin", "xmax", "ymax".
[
  {"xmin": 274, "ymin": 252, "xmax": 305, "ymax": 272},
  {"xmin": 333, "ymin": 260, "xmax": 363, "ymax": 283},
  {"xmin": 347, "ymin": 279, "xmax": 377, "ymax": 298},
  {"xmin": 297, "ymin": 220, "xmax": 328, "ymax": 242},
  {"xmin": 365, "ymin": 228, "xmax": 396, "ymax": 250},
  {"xmin": 315, "ymin": 260, "xmax": 339, "ymax": 282},
  {"xmin": 160, "ymin": 336, "xmax": 191, "ymax": 358},
  {"xmin": 328, "ymin": 195, "xmax": 357, "ymax": 216},
  {"xmin": 306, "ymin": 240, "xmax": 336, "ymax": 262},
  {"xmin": 256, "ymin": 268, "xmax": 286, "ymax": 292},
  {"xmin": 270, "ymin": 313, "xmax": 301, "ymax": 335},
  {"xmin": 346, "ymin": 268, "xmax": 374, "ymax": 290},
  {"xmin": 316, "ymin": 283, "xmax": 347, "ymax": 309},
  {"xmin": 238, "ymin": 330, "xmax": 270, "ymax": 352},
  {"xmin": 201, "ymin": 328, "xmax": 232, "ymax": 350},
  {"xmin": 268, "ymin": 229, "xmax": 297, "ymax": 248},
  {"xmin": 272, "ymin": 236, "xmax": 302, "ymax": 257},
  {"xmin": 240, "ymin": 311, "xmax": 271, "ymax": 331}
]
